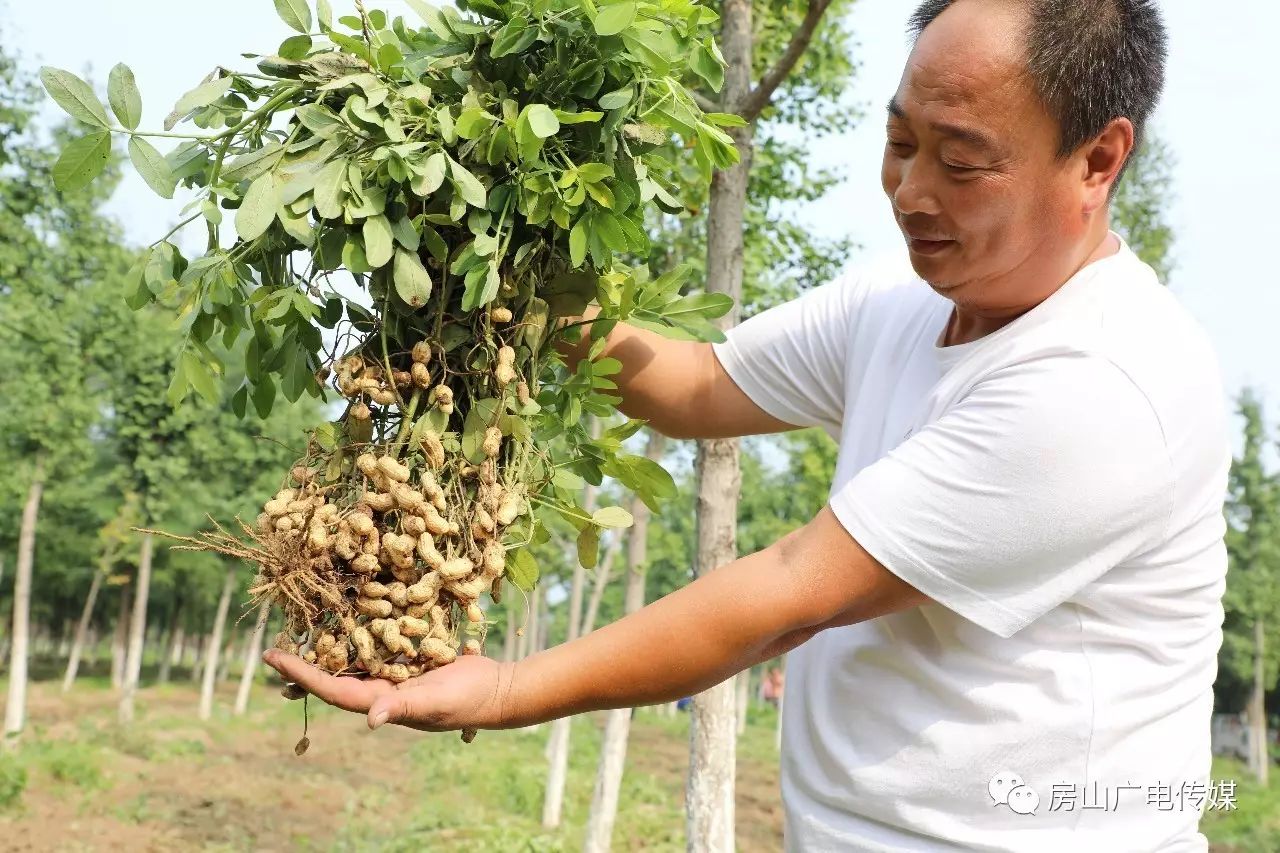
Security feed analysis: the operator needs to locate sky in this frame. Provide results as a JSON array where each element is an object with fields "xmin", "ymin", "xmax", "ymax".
[{"xmin": 3, "ymin": 0, "xmax": 1276, "ymax": 417}]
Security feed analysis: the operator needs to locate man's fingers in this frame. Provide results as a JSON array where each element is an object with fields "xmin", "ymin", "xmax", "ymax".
[
  {"xmin": 368, "ymin": 688, "xmax": 422, "ymax": 731},
  {"xmin": 262, "ymin": 649, "xmax": 392, "ymax": 713}
]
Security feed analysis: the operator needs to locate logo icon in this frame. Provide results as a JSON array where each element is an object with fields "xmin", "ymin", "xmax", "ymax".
[{"xmin": 989, "ymin": 770, "xmax": 1039, "ymax": 816}]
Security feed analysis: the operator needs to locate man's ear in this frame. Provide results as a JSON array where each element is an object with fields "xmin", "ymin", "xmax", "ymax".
[{"xmin": 1081, "ymin": 116, "xmax": 1135, "ymax": 215}]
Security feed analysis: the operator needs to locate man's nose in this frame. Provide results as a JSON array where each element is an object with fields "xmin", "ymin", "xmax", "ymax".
[{"xmin": 893, "ymin": 158, "xmax": 942, "ymax": 217}]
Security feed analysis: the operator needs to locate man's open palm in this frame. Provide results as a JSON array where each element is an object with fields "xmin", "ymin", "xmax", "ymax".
[{"xmin": 262, "ymin": 649, "xmax": 511, "ymax": 732}]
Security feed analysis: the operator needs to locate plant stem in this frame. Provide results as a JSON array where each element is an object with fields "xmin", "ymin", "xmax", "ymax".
[
  {"xmin": 150, "ymin": 213, "xmax": 203, "ymax": 248},
  {"xmin": 394, "ymin": 390, "xmax": 423, "ymax": 451}
]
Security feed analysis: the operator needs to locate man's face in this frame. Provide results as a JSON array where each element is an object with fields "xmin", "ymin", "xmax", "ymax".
[{"xmin": 882, "ymin": 1, "xmax": 1091, "ymax": 313}]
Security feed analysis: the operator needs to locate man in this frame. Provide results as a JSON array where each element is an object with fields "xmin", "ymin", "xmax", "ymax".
[{"xmin": 267, "ymin": 0, "xmax": 1229, "ymax": 849}]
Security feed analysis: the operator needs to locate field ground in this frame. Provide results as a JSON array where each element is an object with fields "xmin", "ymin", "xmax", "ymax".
[
  {"xmin": 0, "ymin": 673, "xmax": 783, "ymax": 852},
  {"xmin": 0, "ymin": 671, "xmax": 1274, "ymax": 852}
]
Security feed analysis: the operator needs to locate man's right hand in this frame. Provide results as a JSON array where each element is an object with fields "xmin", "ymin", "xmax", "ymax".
[{"xmin": 554, "ymin": 306, "xmax": 796, "ymax": 440}]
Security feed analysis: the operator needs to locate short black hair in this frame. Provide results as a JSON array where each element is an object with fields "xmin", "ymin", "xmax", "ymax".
[{"xmin": 907, "ymin": 0, "xmax": 1167, "ymax": 169}]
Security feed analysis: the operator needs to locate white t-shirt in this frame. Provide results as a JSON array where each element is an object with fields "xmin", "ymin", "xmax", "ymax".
[{"xmin": 712, "ymin": 234, "xmax": 1230, "ymax": 852}]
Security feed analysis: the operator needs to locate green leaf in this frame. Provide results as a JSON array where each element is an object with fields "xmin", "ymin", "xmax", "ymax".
[
  {"xmin": 124, "ymin": 249, "xmax": 154, "ymax": 310},
  {"xmin": 221, "ymin": 142, "xmax": 284, "ymax": 183},
  {"xmin": 252, "ymin": 377, "xmax": 277, "ymax": 418},
  {"xmin": 594, "ymin": 1, "xmax": 636, "ymax": 36},
  {"xmin": 569, "ymin": 218, "xmax": 587, "ymax": 268},
  {"xmin": 391, "ymin": 216, "xmax": 420, "ymax": 251},
  {"xmin": 231, "ymin": 384, "xmax": 249, "ymax": 418},
  {"xmin": 127, "ymin": 137, "xmax": 177, "ymax": 199},
  {"xmin": 554, "ymin": 109, "xmax": 603, "ymax": 125},
  {"xmin": 703, "ymin": 111, "xmax": 747, "ymax": 128},
  {"xmin": 576, "ymin": 525, "xmax": 600, "ymax": 569},
  {"xmin": 526, "ymin": 104, "xmax": 560, "ymax": 139},
  {"xmin": 412, "ymin": 151, "xmax": 447, "ymax": 197},
  {"xmin": 491, "ymin": 15, "xmax": 538, "ymax": 58},
  {"xmin": 393, "ymin": 248, "xmax": 433, "ymax": 308},
  {"xmin": 52, "ymin": 131, "xmax": 112, "ymax": 192},
  {"xmin": 166, "ymin": 353, "xmax": 190, "ymax": 407},
  {"xmin": 182, "ymin": 349, "xmax": 219, "ymax": 404},
  {"xmin": 362, "ymin": 213, "xmax": 394, "ymax": 268},
  {"xmin": 279, "ymin": 208, "xmax": 315, "ymax": 245},
  {"xmin": 279, "ymin": 34, "xmax": 314, "ymax": 60},
  {"xmin": 274, "ymin": 0, "xmax": 312, "ymax": 33},
  {"xmin": 312, "ymin": 158, "xmax": 347, "ymax": 219},
  {"xmin": 592, "ymin": 506, "xmax": 634, "ymax": 529},
  {"xmin": 597, "ymin": 86, "xmax": 632, "ymax": 110},
  {"xmin": 448, "ymin": 157, "xmax": 487, "ymax": 207},
  {"xmin": 235, "ymin": 172, "xmax": 279, "ymax": 241},
  {"xmin": 107, "ymin": 63, "xmax": 142, "ymax": 129},
  {"xmin": 316, "ymin": 0, "xmax": 333, "ymax": 29},
  {"xmin": 689, "ymin": 43, "xmax": 724, "ymax": 93},
  {"xmin": 296, "ymin": 103, "xmax": 343, "ymax": 137},
  {"xmin": 168, "ymin": 76, "xmax": 232, "ymax": 128},
  {"xmin": 39, "ymin": 67, "xmax": 110, "ymax": 128},
  {"xmin": 506, "ymin": 547, "xmax": 539, "ymax": 592}
]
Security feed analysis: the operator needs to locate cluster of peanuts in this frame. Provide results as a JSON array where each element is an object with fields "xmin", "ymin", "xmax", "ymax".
[
  {"xmin": 261, "ymin": 431, "xmax": 525, "ymax": 682},
  {"xmin": 257, "ymin": 317, "xmax": 534, "ymax": 684},
  {"xmin": 333, "ymin": 342, "xmax": 452, "ymax": 421}
]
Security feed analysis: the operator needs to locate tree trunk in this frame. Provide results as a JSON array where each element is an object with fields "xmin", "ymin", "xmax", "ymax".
[
  {"xmin": 217, "ymin": 637, "xmax": 235, "ymax": 683},
  {"xmin": 736, "ymin": 668, "xmax": 750, "ymax": 736},
  {"xmin": 542, "ymin": 435, "xmax": 602, "ymax": 830},
  {"xmin": 170, "ymin": 623, "xmax": 186, "ymax": 666},
  {"xmin": 688, "ymin": 6, "xmax": 755, "ymax": 846},
  {"xmin": 199, "ymin": 567, "xmax": 236, "ymax": 721},
  {"xmin": 582, "ymin": 534, "xmax": 623, "ymax": 637},
  {"xmin": 157, "ymin": 598, "xmax": 185, "ymax": 685},
  {"xmin": 3, "ymin": 457, "xmax": 46, "ymax": 746},
  {"xmin": 62, "ymin": 570, "xmax": 105, "ymax": 693},
  {"xmin": 110, "ymin": 583, "xmax": 130, "ymax": 690},
  {"xmin": 585, "ymin": 432, "xmax": 665, "ymax": 853},
  {"xmin": 189, "ymin": 633, "xmax": 204, "ymax": 682},
  {"xmin": 56, "ymin": 619, "xmax": 72, "ymax": 658},
  {"xmin": 1248, "ymin": 617, "xmax": 1269, "ymax": 785},
  {"xmin": 119, "ymin": 533, "xmax": 154, "ymax": 723},
  {"xmin": 234, "ymin": 602, "xmax": 270, "ymax": 715}
]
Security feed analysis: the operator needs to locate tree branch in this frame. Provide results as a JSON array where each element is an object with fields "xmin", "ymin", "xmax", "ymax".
[
  {"xmin": 739, "ymin": 0, "xmax": 836, "ymax": 123},
  {"xmin": 692, "ymin": 90, "xmax": 721, "ymax": 114}
]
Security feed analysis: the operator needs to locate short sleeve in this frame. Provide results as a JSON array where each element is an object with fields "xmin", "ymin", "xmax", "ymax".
[
  {"xmin": 829, "ymin": 353, "xmax": 1175, "ymax": 639},
  {"xmin": 711, "ymin": 268, "xmax": 869, "ymax": 436}
]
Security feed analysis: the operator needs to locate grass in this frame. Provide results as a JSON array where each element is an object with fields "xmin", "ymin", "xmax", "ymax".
[
  {"xmin": 1199, "ymin": 756, "xmax": 1280, "ymax": 851},
  {"xmin": 0, "ymin": 674, "xmax": 1273, "ymax": 851}
]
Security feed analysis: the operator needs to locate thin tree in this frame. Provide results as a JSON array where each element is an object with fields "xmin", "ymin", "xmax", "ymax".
[
  {"xmin": 2, "ymin": 456, "xmax": 45, "ymax": 746},
  {"xmin": 199, "ymin": 565, "xmax": 237, "ymax": 721},
  {"xmin": 543, "ymin": 420, "xmax": 602, "ymax": 828},
  {"xmin": 61, "ymin": 568, "xmax": 105, "ymax": 693},
  {"xmin": 118, "ymin": 533, "xmax": 154, "ymax": 722},
  {"xmin": 689, "ymin": 2, "xmax": 837, "ymax": 848},
  {"xmin": 584, "ymin": 432, "xmax": 666, "ymax": 852},
  {"xmin": 234, "ymin": 601, "xmax": 271, "ymax": 715}
]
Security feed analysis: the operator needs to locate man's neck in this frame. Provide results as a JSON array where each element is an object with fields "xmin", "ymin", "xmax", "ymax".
[{"xmin": 942, "ymin": 230, "xmax": 1121, "ymax": 347}]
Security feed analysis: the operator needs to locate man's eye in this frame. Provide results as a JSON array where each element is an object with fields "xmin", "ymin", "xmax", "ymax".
[
  {"xmin": 943, "ymin": 161, "xmax": 979, "ymax": 173},
  {"xmin": 886, "ymin": 140, "xmax": 913, "ymax": 154}
]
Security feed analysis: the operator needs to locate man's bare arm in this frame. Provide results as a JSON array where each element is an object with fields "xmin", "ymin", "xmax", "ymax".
[
  {"xmin": 261, "ymin": 506, "xmax": 930, "ymax": 732},
  {"xmin": 555, "ymin": 306, "xmax": 796, "ymax": 440},
  {"xmin": 497, "ymin": 506, "xmax": 930, "ymax": 725}
]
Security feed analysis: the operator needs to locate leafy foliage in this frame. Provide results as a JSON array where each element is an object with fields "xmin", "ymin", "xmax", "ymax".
[{"xmin": 38, "ymin": 0, "xmax": 742, "ymax": 648}]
